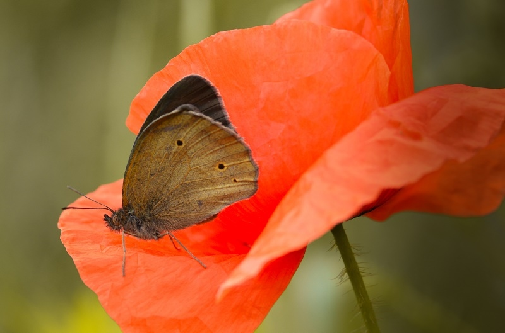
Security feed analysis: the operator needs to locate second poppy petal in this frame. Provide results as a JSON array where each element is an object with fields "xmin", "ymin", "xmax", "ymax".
[{"xmin": 368, "ymin": 89, "xmax": 505, "ymax": 220}]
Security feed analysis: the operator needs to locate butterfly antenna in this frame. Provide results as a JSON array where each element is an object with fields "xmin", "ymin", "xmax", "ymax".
[
  {"xmin": 63, "ymin": 186, "xmax": 115, "ymax": 213},
  {"xmin": 166, "ymin": 232, "xmax": 207, "ymax": 268},
  {"xmin": 122, "ymin": 229, "xmax": 126, "ymax": 277}
]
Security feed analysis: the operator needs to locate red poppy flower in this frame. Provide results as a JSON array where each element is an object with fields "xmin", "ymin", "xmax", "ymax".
[{"xmin": 59, "ymin": 0, "xmax": 505, "ymax": 332}]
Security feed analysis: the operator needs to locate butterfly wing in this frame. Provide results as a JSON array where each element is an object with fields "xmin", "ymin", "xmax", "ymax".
[
  {"xmin": 122, "ymin": 109, "xmax": 258, "ymax": 231},
  {"xmin": 138, "ymin": 75, "xmax": 230, "ymax": 136}
]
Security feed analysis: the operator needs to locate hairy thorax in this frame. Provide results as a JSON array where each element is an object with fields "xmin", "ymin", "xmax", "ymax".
[{"xmin": 104, "ymin": 206, "xmax": 163, "ymax": 240}]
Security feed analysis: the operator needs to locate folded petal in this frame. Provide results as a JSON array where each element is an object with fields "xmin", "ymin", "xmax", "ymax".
[
  {"xmin": 220, "ymin": 85, "xmax": 505, "ymax": 294},
  {"xmin": 369, "ymin": 112, "xmax": 505, "ymax": 220},
  {"xmin": 278, "ymin": 0, "xmax": 413, "ymax": 101},
  {"xmin": 127, "ymin": 20, "xmax": 390, "ymax": 240},
  {"xmin": 58, "ymin": 181, "xmax": 304, "ymax": 333}
]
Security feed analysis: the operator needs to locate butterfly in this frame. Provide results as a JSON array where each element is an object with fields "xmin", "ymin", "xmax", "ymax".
[{"xmin": 65, "ymin": 75, "xmax": 258, "ymax": 275}]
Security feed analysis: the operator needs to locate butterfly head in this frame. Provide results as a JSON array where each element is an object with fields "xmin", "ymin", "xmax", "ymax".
[
  {"xmin": 104, "ymin": 207, "xmax": 149, "ymax": 236},
  {"xmin": 104, "ymin": 209, "xmax": 127, "ymax": 232}
]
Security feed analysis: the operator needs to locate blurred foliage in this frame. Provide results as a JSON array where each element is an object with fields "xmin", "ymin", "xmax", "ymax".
[
  {"xmin": 35, "ymin": 290, "xmax": 121, "ymax": 333},
  {"xmin": 0, "ymin": 0, "xmax": 504, "ymax": 332}
]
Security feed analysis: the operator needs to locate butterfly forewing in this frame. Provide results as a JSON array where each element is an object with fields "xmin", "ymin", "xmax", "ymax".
[{"xmin": 122, "ymin": 110, "xmax": 258, "ymax": 231}]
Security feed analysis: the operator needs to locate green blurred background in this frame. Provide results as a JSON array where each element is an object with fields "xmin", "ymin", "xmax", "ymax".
[{"xmin": 1, "ymin": 0, "xmax": 504, "ymax": 332}]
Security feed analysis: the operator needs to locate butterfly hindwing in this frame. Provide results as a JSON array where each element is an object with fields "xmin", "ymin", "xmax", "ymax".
[{"xmin": 122, "ymin": 110, "xmax": 258, "ymax": 232}]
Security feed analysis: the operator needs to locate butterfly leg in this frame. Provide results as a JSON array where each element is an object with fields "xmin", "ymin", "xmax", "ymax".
[
  {"xmin": 159, "ymin": 231, "xmax": 207, "ymax": 269},
  {"xmin": 154, "ymin": 231, "xmax": 179, "ymax": 249},
  {"xmin": 121, "ymin": 229, "xmax": 127, "ymax": 277},
  {"xmin": 169, "ymin": 236, "xmax": 181, "ymax": 251}
]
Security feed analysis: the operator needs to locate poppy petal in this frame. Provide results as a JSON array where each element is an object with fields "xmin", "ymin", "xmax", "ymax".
[
  {"xmin": 59, "ymin": 181, "xmax": 305, "ymax": 333},
  {"xmin": 368, "ymin": 115, "xmax": 505, "ymax": 220},
  {"xmin": 278, "ymin": 0, "xmax": 413, "ymax": 101},
  {"xmin": 127, "ymin": 20, "xmax": 390, "ymax": 240},
  {"xmin": 220, "ymin": 84, "xmax": 505, "ymax": 294}
]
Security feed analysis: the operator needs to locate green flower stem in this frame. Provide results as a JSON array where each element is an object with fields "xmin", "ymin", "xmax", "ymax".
[{"xmin": 331, "ymin": 222, "xmax": 381, "ymax": 333}]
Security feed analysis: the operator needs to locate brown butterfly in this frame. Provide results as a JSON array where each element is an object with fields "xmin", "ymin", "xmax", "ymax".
[{"xmin": 65, "ymin": 75, "xmax": 258, "ymax": 275}]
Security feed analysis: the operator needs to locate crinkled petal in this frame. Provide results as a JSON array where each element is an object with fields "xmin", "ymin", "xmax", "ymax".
[
  {"xmin": 127, "ymin": 20, "xmax": 390, "ymax": 243},
  {"xmin": 278, "ymin": 0, "xmax": 413, "ymax": 101},
  {"xmin": 369, "ymin": 114, "xmax": 505, "ymax": 220},
  {"xmin": 58, "ymin": 180, "xmax": 304, "ymax": 333},
  {"xmin": 220, "ymin": 85, "xmax": 505, "ymax": 294}
]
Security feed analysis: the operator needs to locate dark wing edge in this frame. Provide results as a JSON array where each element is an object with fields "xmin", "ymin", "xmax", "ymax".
[{"xmin": 138, "ymin": 74, "xmax": 231, "ymax": 136}]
